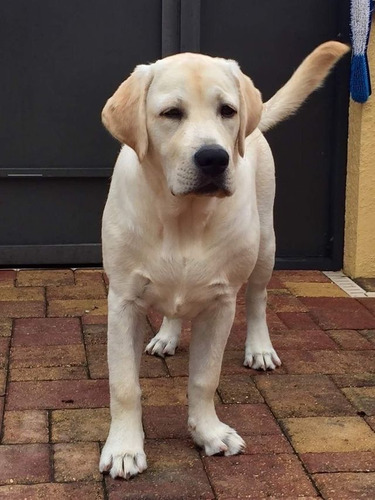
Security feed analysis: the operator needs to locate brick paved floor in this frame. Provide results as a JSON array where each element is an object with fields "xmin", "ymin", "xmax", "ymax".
[{"xmin": 0, "ymin": 269, "xmax": 375, "ymax": 499}]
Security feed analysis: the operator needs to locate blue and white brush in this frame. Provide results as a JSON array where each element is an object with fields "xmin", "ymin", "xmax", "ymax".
[{"xmin": 350, "ymin": 0, "xmax": 374, "ymax": 102}]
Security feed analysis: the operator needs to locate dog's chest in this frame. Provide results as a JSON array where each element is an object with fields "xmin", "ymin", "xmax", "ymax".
[{"xmin": 140, "ymin": 243, "xmax": 257, "ymax": 319}]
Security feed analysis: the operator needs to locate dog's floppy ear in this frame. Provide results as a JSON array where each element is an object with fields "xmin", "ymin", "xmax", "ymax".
[
  {"xmin": 102, "ymin": 65, "xmax": 153, "ymax": 161},
  {"xmin": 237, "ymin": 73, "xmax": 263, "ymax": 157}
]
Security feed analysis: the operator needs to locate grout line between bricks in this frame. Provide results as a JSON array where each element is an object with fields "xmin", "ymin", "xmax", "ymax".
[
  {"xmin": 79, "ymin": 316, "xmax": 91, "ymax": 380},
  {"xmin": 0, "ymin": 318, "xmax": 13, "ymax": 443},
  {"xmin": 43, "ymin": 285, "xmax": 47, "ymax": 318},
  {"xmin": 277, "ymin": 418, "xmax": 324, "ymax": 498},
  {"xmin": 313, "ymin": 470, "xmax": 375, "ymax": 475},
  {"xmin": 14, "ymin": 269, "xmax": 19, "ymax": 287},
  {"xmin": 327, "ymin": 374, "xmax": 367, "ymax": 419},
  {"xmin": 199, "ymin": 450, "xmax": 219, "ymax": 500},
  {"xmin": 358, "ymin": 299, "xmax": 375, "ymax": 318},
  {"xmin": 47, "ymin": 410, "xmax": 55, "ymax": 482},
  {"xmin": 216, "ymin": 388, "xmax": 224, "ymax": 404},
  {"xmin": 357, "ymin": 328, "xmax": 375, "ymax": 343},
  {"xmin": 100, "ymin": 441, "xmax": 110, "ymax": 500},
  {"xmin": 44, "ymin": 283, "xmax": 49, "ymax": 318},
  {"xmin": 253, "ymin": 378, "xmax": 324, "ymax": 499},
  {"xmin": 362, "ymin": 416, "xmax": 375, "ymax": 435}
]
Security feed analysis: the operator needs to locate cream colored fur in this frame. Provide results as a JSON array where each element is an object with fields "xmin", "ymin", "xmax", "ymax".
[
  {"xmin": 259, "ymin": 42, "xmax": 349, "ymax": 132},
  {"xmin": 99, "ymin": 41, "xmax": 349, "ymax": 479}
]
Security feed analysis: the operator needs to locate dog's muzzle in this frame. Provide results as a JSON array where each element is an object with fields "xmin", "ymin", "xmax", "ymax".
[{"xmin": 192, "ymin": 145, "xmax": 231, "ymax": 196}]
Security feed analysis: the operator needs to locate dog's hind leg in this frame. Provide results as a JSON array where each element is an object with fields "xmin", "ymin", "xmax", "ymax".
[
  {"xmin": 145, "ymin": 317, "xmax": 181, "ymax": 357},
  {"xmin": 244, "ymin": 236, "xmax": 281, "ymax": 370},
  {"xmin": 243, "ymin": 134, "xmax": 281, "ymax": 371}
]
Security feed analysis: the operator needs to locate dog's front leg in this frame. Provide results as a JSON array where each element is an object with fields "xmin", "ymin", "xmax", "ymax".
[
  {"xmin": 188, "ymin": 297, "xmax": 245, "ymax": 456},
  {"xmin": 99, "ymin": 288, "xmax": 147, "ymax": 479}
]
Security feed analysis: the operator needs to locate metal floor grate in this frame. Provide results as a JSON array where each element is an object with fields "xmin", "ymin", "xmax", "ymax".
[{"xmin": 323, "ymin": 271, "xmax": 375, "ymax": 298}]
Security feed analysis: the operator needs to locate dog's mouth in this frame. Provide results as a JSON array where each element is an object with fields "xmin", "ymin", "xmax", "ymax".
[
  {"xmin": 195, "ymin": 183, "xmax": 221, "ymax": 195},
  {"xmin": 191, "ymin": 179, "xmax": 232, "ymax": 197},
  {"xmin": 171, "ymin": 175, "xmax": 233, "ymax": 198}
]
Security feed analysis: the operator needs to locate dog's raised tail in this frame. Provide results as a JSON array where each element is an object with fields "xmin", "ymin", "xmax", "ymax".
[{"xmin": 258, "ymin": 41, "xmax": 350, "ymax": 133}]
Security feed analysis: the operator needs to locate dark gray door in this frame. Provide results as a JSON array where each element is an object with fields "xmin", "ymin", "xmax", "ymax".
[
  {"xmin": 0, "ymin": 0, "xmax": 163, "ymax": 265},
  {"xmin": 0, "ymin": 0, "xmax": 350, "ymax": 268},
  {"xmin": 197, "ymin": 0, "xmax": 350, "ymax": 270}
]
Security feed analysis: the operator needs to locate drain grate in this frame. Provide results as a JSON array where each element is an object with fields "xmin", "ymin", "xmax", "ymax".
[{"xmin": 323, "ymin": 271, "xmax": 369, "ymax": 298}]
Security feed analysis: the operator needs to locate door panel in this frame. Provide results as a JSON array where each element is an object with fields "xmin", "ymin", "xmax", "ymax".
[
  {"xmin": 1, "ymin": 0, "xmax": 162, "ymax": 170},
  {"xmin": 199, "ymin": 0, "xmax": 350, "ymax": 265},
  {"xmin": 0, "ymin": 178, "xmax": 110, "ymax": 265},
  {"xmin": 1, "ymin": 178, "xmax": 108, "ymax": 246},
  {"xmin": 0, "ymin": 0, "xmax": 162, "ymax": 265}
]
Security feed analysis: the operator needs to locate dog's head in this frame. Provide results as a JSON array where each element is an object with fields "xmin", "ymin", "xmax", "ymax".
[{"xmin": 102, "ymin": 53, "xmax": 262, "ymax": 197}]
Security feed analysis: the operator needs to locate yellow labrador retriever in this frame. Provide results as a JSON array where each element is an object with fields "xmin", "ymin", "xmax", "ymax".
[{"xmin": 100, "ymin": 42, "xmax": 349, "ymax": 479}]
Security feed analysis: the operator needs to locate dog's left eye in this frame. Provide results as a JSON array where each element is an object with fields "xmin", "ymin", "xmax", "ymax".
[
  {"xmin": 161, "ymin": 108, "xmax": 183, "ymax": 119},
  {"xmin": 220, "ymin": 105, "xmax": 237, "ymax": 118}
]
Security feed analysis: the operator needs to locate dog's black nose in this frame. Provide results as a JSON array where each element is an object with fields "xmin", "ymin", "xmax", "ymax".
[{"xmin": 194, "ymin": 145, "xmax": 229, "ymax": 176}]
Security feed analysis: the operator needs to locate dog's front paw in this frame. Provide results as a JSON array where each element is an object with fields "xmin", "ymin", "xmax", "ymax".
[
  {"xmin": 99, "ymin": 442, "xmax": 147, "ymax": 479},
  {"xmin": 145, "ymin": 332, "xmax": 178, "ymax": 357},
  {"xmin": 190, "ymin": 420, "xmax": 245, "ymax": 456},
  {"xmin": 243, "ymin": 348, "xmax": 281, "ymax": 370}
]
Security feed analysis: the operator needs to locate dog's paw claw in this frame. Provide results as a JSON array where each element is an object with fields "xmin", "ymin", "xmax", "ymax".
[
  {"xmin": 100, "ymin": 448, "xmax": 147, "ymax": 480},
  {"xmin": 145, "ymin": 335, "xmax": 178, "ymax": 357},
  {"xmin": 190, "ymin": 422, "xmax": 245, "ymax": 456},
  {"xmin": 244, "ymin": 349, "xmax": 281, "ymax": 371}
]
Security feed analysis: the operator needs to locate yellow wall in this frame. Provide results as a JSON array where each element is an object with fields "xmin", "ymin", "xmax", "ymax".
[{"xmin": 344, "ymin": 24, "xmax": 375, "ymax": 278}]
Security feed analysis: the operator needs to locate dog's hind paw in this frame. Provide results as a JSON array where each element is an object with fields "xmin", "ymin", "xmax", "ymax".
[
  {"xmin": 145, "ymin": 317, "xmax": 181, "ymax": 357},
  {"xmin": 145, "ymin": 333, "xmax": 178, "ymax": 357},
  {"xmin": 243, "ymin": 349, "xmax": 281, "ymax": 371}
]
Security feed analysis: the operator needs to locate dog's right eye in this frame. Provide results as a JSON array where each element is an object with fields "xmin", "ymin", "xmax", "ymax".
[{"xmin": 161, "ymin": 108, "xmax": 183, "ymax": 119}]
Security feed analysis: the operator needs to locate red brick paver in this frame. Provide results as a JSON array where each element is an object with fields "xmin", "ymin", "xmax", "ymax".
[
  {"xmin": 53, "ymin": 442, "xmax": 101, "ymax": 482},
  {"xmin": 300, "ymin": 297, "xmax": 375, "ymax": 330},
  {"xmin": 0, "ymin": 482, "xmax": 104, "ymax": 499},
  {"xmin": 7, "ymin": 379, "xmax": 109, "ymax": 410},
  {"xmin": 203, "ymin": 453, "xmax": 317, "ymax": 498},
  {"xmin": 0, "ymin": 444, "xmax": 50, "ymax": 485},
  {"xmin": 17, "ymin": 270, "xmax": 74, "ymax": 287},
  {"xmin": 0, "ymin": 270, "xmax": 16, "ymax": 287},
  {"xmin": 0, "ymin": 269, "xmax": 374, "ymax": 498},
  {"xmin": 3, "ymin": 410, "xmax": 49, "ymax": 444},
  {"xmin": 255, "ymin": 374, "xmax": 357, "ymax": 417},
  {"xmin": 106, "ymin": 440, "xmax": 214, "ymax": 500},
  {"xmin": 313, "ymin": 472, "xmax": 375, "ymax": 500},
  {"xmin": 300, "ymin": 451, "xmax": 375, "ymax": 473},
  {"xmin": 13, "ymin": 318, "xmax": 82, "ymax": 346}
]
